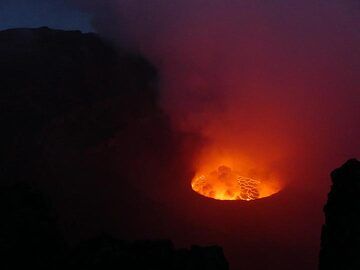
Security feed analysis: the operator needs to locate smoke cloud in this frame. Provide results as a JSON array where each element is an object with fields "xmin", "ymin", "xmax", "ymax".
[
  {"xmin": 72, "ymin": 1, "xmax": 359, "ymax": 184},
  {"xmin": 66, "ymin": 0, "xmax": 360, "ymax": 269}
]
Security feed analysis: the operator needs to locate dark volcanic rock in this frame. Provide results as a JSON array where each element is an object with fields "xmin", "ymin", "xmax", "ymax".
[
  {"xmin": 0, "ymin": 28, "xmax": 180, "ymax": 233},
  {"xmin": 0, "ymin": 183, "xmax": 228, "ymax": 270},
  {"xmin": 65, "ymin": 235, "xmax": 229, "ymax": 270},
  {"xmin": 319, "ymin": 159, "xmax": 360, "ymax": 270},
  {"xmin": 0, "ymin": 27, "xmax": 161, "ymax": 183},
  {"xmin": 0, "ymin": 27, "xmax": 220, "ymax": 269}
]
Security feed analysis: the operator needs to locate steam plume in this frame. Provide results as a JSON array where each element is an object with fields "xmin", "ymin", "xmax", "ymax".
[{"xmin": 74, "ymin": 0, "xmax": 359, "ymax": 186}]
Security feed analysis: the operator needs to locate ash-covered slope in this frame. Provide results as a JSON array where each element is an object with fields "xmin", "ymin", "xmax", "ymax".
[{"xmin": 320, "ymin": 159, "xmax": 360, "ymax": 270}]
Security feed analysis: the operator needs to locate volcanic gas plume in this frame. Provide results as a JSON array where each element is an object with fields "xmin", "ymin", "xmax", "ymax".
[
  {"xmin": 68, "ymin": 1, "xmax": 360, "ymax": 269},
  {"xmin": 74, "ymin": 0, "xmax": 359, "ymax": 194}
]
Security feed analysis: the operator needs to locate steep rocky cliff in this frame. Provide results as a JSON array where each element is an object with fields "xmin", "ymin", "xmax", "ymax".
[{"xmin": 319, "ymin": 159, "xmax": 360, "ymax": 270}]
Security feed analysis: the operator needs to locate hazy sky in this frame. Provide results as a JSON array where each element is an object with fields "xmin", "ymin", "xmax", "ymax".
[{"xmin": 0, "ymin": 0, "xmax": 93, "ymax": 32}]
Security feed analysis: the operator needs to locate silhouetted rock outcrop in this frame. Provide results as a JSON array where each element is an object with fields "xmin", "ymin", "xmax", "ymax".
[
  {"xmin": 65, "ymin": 235, "xmax": 229, "ymax": 270},
  {"xmin": 319, "ymin": 159, "xmax": 360, "ymax": 270}
]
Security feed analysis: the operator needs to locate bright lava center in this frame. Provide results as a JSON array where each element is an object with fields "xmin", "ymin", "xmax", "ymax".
[{"xmin": 191, "ymin": 165, "xmax": 279, "ymax": 201}]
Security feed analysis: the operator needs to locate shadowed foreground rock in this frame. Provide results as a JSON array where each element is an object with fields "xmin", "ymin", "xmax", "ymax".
[
  {"xmin": 0, "ymin": 184, "xmax": 65, "ymax": 269},
  {"xmin": 319, "ymin": 159, "xmax": 360, "ymax": 270},
  {"xmin": 0, "ymin": 184, "xmax": 229, "ymax": 270},
  {"xmin": 66, "ymin": 235, "xmax": 229, "ymax": 270}
]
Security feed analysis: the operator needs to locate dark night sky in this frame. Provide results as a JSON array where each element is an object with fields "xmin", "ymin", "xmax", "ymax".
[{"xmin": 0, "ymin": 0, "xmax": 93, "ymax": 32}]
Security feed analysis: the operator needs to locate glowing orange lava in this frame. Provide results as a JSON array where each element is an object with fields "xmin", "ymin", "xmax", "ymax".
[{"xmin": 191, "ymin": 165, "xmax": 281, "ymax": 201}]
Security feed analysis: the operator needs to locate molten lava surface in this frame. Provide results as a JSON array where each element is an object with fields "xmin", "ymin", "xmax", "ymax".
[{"xmin": 191, "ymin": 165, "xmax": 279, "ymax": 201}]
